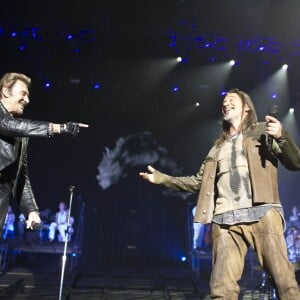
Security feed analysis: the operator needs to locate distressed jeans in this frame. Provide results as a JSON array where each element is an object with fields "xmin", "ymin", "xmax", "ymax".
[{"xmin": 210, "ymin": 208, "xmax": 300, "ymax": 300}]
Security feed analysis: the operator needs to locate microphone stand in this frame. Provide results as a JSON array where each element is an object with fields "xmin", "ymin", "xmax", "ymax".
[{"xmin": 58, "ymin": 185, "xmax": 75, "ymax": 300}]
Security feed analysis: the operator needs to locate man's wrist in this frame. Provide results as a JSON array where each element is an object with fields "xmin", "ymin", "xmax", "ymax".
[{"xmin": 48, "ymin": 123, "xmax": 61, "ymax": 136}]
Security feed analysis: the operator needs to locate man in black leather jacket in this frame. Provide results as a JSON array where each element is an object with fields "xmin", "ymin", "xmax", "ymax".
[{"xmin": 0, "ymin": 72, "xmax": 88, "ymax": 234}]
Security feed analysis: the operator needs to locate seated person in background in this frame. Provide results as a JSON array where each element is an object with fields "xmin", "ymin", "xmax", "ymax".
[
  {"xmin": 18, "ymin": 213, "xmax": 26, "ymax": 239},
  {"xmin": 285, "ymin": 206, "xmax": 300, "ymax": 262},
  {"xmin": 3, "ymin": 205, "xmax": 15, "ymax": 239},
  {"xmin": 287, "ymin": 206, "xmax": 300, "ymax": 229},
  {"xmin": 48, "ymin": 202, "xmax": 74, "ymax": 242},
  {"xmin": 39, "ymin": 208, "xmax": 54, "ymax": 240}
]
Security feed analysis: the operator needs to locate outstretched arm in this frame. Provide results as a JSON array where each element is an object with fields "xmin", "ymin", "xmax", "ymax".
[
  {"xmin": 139, "ymin": 165, "xmax": 163, "ymax": 184},
  {"xmin": 139, "ymin": 162, "xmax": 205, "ymax": 193},
  {"xmin": 0, "ymin": 115, "xmax": 88, "ymax": 137}
]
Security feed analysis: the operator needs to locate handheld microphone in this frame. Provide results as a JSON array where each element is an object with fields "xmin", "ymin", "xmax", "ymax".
[{"xmin": 267, "ymin": 104, "xmax": 278, "ymax": 152}]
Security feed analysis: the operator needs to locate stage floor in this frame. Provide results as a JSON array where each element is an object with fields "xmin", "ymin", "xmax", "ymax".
[{"xmin": 0, "ymin": 243, "xmax": 297, "ymax": 299}]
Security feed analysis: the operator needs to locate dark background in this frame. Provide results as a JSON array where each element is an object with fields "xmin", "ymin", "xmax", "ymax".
[{"xmin": 0, "ymin": 0, "xmax": 299, "ymax": 267}]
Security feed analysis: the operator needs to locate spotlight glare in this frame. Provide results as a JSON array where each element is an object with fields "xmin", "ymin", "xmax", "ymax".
[
  {"xmin": 220, "ymin": 91, "xmax": 227, "ymax": 96},
  {"xmin": 11, "ymin": 32, "xmax": 17, "ymax": 37},
  {"xmin": 44, "ymin": 82, "xmax": 51, "ymax": 88},
  {"xmin": 94, "ymin": 83, "xmax": 101, "ymax": 89},
  {"xmin": 229, "ymin": 60, "xmax": 236, "ymax": 66},
  {"xmin": 181, "ymin": 256, "xmax": 187, "ymax": 262},
  {"xmin": 289, "ymin": 108, "xmax": 295, "ymax": 113},
  {"xmin": 176, "ymin": 56, "xmax": 182, "ymax": 62},
  {"xmin": 282, "ymin": 64, "xmax": 288, "ymax": 70},
  {"xmin": 258, "ymin": 46, "xmax": 265, "ymax": 51},
  {"xmin": 66, "ymin": 34, "xmax": 73, "ymax": 40},
  {"xmin": 195, "ymin": 102, "xmax": 200, "ymax": 107},
  {"xmin": 172, "ymin": 87, "xmax": 179, "ymax": 92}
]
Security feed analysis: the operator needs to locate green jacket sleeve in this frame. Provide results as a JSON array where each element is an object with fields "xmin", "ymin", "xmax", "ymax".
[
  {"xmin": 273, "ymin": 129, "xmax": 300, "ymax": 171},
  {"xmin": 153, "ymin": 159, "xmax": 206, "ymax": 193}
]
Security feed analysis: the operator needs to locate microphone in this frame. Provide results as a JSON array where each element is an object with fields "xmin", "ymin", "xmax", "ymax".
[{"xmin": 267, "ymin": 104, "xmax": 278, "ymax": 152}]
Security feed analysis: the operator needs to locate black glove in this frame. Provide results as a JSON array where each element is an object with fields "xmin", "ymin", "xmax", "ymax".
[{"xmin": 60, "ymin": 122, "xmax": 80, "ymax": 136}]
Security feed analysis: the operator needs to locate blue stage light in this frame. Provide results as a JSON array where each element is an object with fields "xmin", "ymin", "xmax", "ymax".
[
  {"xmin": 72, "ymin": 253, "xmax": 77, "ymax": 257},
  {"xmin": 94, "ymin": 83, "xmax": 101, "ymax": 89},
  {"xmin": 44, "ymin": 82, "xmax": 51, "ymax": 88},
  {"xmin": 18, "ymin": 45, "xmax": 25, "ymax": 51},
  {"xmin": 66, "ymin": 34, "xmax": 73, "ymax": 40},
  {"xmin": 11, "ymin": 32, "xmax": 17, "ymax": 38},
  {"xmin": 272, "ymin": 94, "xmax": 277, "ymax": 99},
  {"xmin": 258, "ymin": 46, "xmax": 265, "ymax": 51},
  {"xmin": 179, "ymin": 57, "xmax": 188, "ymax": 63},
  {"xmin": 220, "ymin": 91, "xmax": 227, "ymax": 96},
  {"xmin": 172, "ymin": 87, "xmax": 179, "ymax": 92},
  {"xmin": 181, "ymin": 256, "xmax": 187, "ymax": 262}
]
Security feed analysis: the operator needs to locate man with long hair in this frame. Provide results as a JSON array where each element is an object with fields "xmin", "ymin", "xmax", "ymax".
[
  {"xmin": 140, "ymin": 88, "xmax": 300, "ymax": 299},
  {"xmin": 0, "ymin": 72, "xmax": 87, "ymax": 235}
]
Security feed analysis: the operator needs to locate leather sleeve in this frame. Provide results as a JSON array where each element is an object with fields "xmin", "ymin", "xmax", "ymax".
[
  {"xmin": 275, "ymin": 129, "xmax": 300, "ymax": 171},
  {"xmin": 155, "ymin": 160, "xmax": 206, "ymax": 193},
  {"xmin": 0, "ymin": 115, "xmax": 49, "ymax": 137},
  {"xmin": 20, "ymin": 175, "xmax": 39, "ymax": 217},
  {"xmin": 17, "ymin": 144, "xmax": 39, "ymax": 216}
]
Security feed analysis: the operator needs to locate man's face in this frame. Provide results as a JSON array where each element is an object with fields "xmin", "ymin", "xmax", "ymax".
[
  {"xmin": 1, "ymin": 80, "xmax": 30, "ymax": 116},
  {"xmin": 222, "ymin": 92, "xmax": 247, "ymax": 123}
]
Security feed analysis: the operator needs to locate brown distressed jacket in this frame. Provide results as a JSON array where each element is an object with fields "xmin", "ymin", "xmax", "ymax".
[{"xmin": 155, "ymin": 123, "xmax": 300, "ymax": 224}]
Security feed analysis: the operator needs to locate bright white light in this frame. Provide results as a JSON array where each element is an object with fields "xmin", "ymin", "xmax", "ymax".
[
  {"xmin": 229, "ymin": 60, "xmax": 235, "ymax": 66},
  {"xmin": 282, "ymin": 64, "xmax": 288, "ymax": 70},
  {"xmin": 289, "ymin": 108, "xmax": 295, "ymax": 113},
  {"xmin": 195, "ymin": 102, "xmax": 200, "ymax": 107},
  {"xmin": 176, "ymin": 56, "xmax": 182, "ymax": 62}
]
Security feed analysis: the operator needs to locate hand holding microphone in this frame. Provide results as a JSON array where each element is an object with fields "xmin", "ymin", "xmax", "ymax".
[{"xmin": 265, "ymin": 105, "xmax": 282, "ymax": 151}]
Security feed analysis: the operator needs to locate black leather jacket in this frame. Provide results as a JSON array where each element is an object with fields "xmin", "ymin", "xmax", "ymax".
[{"xmin": 0, "ymin": 102, "xmax": 49, "ymax": 217}]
